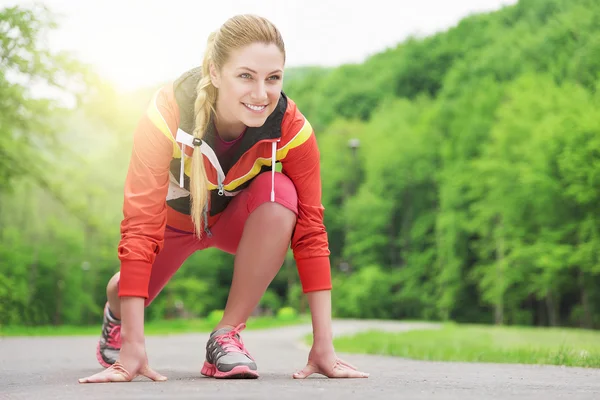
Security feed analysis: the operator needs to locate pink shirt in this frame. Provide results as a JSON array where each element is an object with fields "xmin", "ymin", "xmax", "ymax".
[{"xmin": 214, "ymin": 128, "xmax": 246, "ymax": 173}]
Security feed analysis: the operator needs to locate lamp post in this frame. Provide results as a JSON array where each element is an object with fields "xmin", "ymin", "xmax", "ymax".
[
  {"xmin": 347, "ymin": 138, "xmax": 360, "ymax": 196},
  {"xmin": 341, "ymin": 138, "xmax": 361, "ymax": 274},
  {"xmin": 81, "ymin": 261, "xmax": 91, "ymax": 324},
  {"xmin": 348, "ymin": 138, "xmax": 360, "ymax": 160}
]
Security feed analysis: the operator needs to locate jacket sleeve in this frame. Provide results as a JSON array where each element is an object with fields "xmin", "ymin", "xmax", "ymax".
[
  {"xmin": 117, "ymin": 86, "xmax": 178, "ymax": 298},
  {"xmin": 280, "ymin": 113, "xmax": 332, "ymax": 293}
]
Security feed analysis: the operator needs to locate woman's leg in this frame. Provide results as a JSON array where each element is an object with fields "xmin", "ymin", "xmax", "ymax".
[
  {"xmin": 219, "ymin": 201, "xmax": 296, "ymax": 329},
  {"xmin": 97, "ymin": 226, "xmax": 202, "ymax": 368},
  {"xmin": 105, "ymin": 226, "xmax": 202, "ymax": 314},
  {"xmin": 200, "ymin": 172, "xmax": 298, "ymax": 378},
  {"xmin": 211, "ymin": 172, "xmax": 298, "ymax": 330}
]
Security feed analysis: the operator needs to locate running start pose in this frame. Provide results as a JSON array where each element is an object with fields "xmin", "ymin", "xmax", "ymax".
[{"xmin": 79, "ymin": 14, "xmax": 368, "ymax": 383}]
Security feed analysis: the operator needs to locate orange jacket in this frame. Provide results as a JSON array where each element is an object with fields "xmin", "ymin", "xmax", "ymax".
[{"xmin": 117, "ymin": 68, "xmax": 332, "ymax": 298}]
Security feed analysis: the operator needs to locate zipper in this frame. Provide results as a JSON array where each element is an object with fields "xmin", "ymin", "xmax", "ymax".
[
  {"xmin": 205, "ymin": 138, "xmax": 280, "ymax": 197},
  {"xmin": 198, "ymin": 141, "xmax": 226, "ymax": 196}
]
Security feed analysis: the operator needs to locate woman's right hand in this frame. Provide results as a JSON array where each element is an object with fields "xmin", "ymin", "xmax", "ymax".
[
  {"xmin": 79, "ymin": 296, "xmax": 166, "ymax": 383},
  {"xmin": 78, "ymin": 340, "xmax": 167, "ymax": 383}
]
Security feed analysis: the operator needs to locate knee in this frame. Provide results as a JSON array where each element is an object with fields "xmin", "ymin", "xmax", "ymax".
[
  {"xmin": 252, "ymin": 171, "xmax": 298, "ymax": 210},
  {"xmin": 247, "ymin": 172, "xmax": 298, "ymax": 232},
  {"xmin": 257, "ymin": 201, "xmax": 297, "ymax": 232},
  {"xmin": 107, "ymin": 271, "xmax": 120, "ymax": 294},
  {"xmin": 273, "ymin": 172, "xmax": 298, "ymax": 208}
]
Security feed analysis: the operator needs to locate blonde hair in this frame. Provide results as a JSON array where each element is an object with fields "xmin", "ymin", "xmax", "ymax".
[{"xmin": 191, "ymin": 14, "xmax": 285, "ymax": 238}]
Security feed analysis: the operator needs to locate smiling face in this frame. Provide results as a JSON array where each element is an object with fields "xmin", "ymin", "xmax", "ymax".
[{"xmin": 210, "ymin": 42, "xmax": 285, "ymax": 139}]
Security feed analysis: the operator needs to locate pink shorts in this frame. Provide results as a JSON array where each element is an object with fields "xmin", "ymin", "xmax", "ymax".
[{"xmin": 144, "ymin": 172, "xmax": 298, "ymax": 306}]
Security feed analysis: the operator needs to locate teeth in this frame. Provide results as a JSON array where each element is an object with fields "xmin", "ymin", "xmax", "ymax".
[{"xmin": 245, "ymin": 103, "xmax": 266, "ymax": 111}]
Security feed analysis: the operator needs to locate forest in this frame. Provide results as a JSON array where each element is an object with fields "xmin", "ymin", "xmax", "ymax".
[{"xmin": 1, "ymin": 0, "xmax": 599, "ymax": 329}]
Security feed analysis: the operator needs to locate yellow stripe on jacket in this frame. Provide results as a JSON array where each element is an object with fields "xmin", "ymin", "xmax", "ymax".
[
  {"xmin": 223, "ymin": 118, "xmax": 313, "ymax": 191},
  {"xmin": 146, "ymin": 88, "xmax": 182, "ymax": 158}
]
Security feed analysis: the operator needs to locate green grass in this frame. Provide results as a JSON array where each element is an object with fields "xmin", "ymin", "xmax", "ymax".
[
  {"xmin": 0, "ymin": 314, "xmax": 310, "ymax": 337},
  {"xmin": 330, "ymin": 323, "xmax": 600, "ymax": 368}
]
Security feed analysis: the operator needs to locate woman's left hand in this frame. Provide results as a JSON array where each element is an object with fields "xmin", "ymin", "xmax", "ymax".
[{"xmin": 293, "ymin": 342, "xmax": 369, "ymax": 379}]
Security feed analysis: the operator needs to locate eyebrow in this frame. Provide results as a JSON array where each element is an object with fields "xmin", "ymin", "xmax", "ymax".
[{"xmin": 239, "ymin": 67, "xmax": 283, "ymax": 75}]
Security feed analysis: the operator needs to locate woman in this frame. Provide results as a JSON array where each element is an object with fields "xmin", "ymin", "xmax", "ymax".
[{"xmin": 79, "ymin": 14, "xmax": 368, "ymax": 383}]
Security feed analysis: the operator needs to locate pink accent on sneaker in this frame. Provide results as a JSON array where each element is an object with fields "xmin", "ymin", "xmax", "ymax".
[
  {"xmin": 201, "ymin": 361, "xmax": 259, "ymax": 379},
  {"xmin": 96, "ymin": 342, "xmax": 111, "ymax": 369},
  {"xmin": 214, "ymin": 323, "xmax": 253, "ymax": 359},
  {"xmin": 107, "ymin": 324, "xmax": 121, "ymax": 348}
]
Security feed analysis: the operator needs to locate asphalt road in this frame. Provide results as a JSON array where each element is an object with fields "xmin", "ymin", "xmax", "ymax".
[{"xmin": 1, "ymin": 319, "xmax": 599, "ymax": 400}]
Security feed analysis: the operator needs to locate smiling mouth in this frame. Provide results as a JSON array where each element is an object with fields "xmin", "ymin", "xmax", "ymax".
[{"xmin": 243, "ymin": 103, "xmax": 267, "ymax": 112}]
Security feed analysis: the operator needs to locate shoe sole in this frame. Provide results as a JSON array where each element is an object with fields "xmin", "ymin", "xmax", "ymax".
[
  {"xmin": 96, "ymin": 341, "xmax": 114, "ymax": 369},
  {"xmin": 201, "ymin": 361, "xmax": 259, "ymax": 379}
]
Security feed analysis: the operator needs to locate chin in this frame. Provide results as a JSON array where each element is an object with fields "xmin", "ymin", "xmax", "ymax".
[{"xmin": 242, "ymin": 116, "xmax": 269, "ymax": 128}]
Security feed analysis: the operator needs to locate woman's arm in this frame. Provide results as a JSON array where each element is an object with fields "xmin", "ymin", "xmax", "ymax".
[
  {"xmin": 292, "ymin": 289, "xmax": 369, "ymax": 379},
  {"xmin": 79, "ymin": 86, "xmax": 178, "ymax": 384},
  {"xmin": 118, "ymin": 87, "xmax": 179, "ymax": 299},
  {"xmin": 120, "ymin": 297, "xmax": 146, "ymax": 345},
  {"xmin": 280, "ymin": 103, "xmax": 368, "ymax": 379},
  {"xmin": 306, "ymin": 290, "xmax": 333, "ymax": 345},
  {"xmin": 79, "ymin": 296, "xmax": 166, "ymax": 383},
  {"xmin": 279, "ymin": 114, "xmax": 332, "ymax": 293}
]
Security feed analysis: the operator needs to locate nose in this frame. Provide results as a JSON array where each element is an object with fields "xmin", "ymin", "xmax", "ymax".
[{"xmin": 250, "ymin": 80, "xmax": 268, "ymax": 103}]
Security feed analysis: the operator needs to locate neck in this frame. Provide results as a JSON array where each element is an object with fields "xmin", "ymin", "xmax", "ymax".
[{"xmin": 214, "ymin": 112, "xmax": 246, "ymax": 142}]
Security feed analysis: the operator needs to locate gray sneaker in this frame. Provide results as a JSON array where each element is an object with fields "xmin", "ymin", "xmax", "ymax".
[
  {"xmin": 201, "ymin": 323, "xmax": 258, "ymax": 378},
  {"xmin": 96, "ymin": 303, "xmax": 121, "ymax": 368}
]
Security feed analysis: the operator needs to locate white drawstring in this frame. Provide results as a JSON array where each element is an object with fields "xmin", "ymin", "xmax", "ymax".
[
  {"xmin": 177, "ymin": 128, "xmax": 278, "ymax": 202},
  {"xmin": 180, "ymin": 142, "xmax": 185, "ymax": 188},
  {"xmin": 271, "ymin": 141, "xmax": 277, "ymax": 202}
]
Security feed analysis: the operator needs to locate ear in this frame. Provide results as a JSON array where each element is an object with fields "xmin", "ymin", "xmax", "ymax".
[{"xmin": 209, "ymin": 63, "xmax": 220, "ymax": 88}]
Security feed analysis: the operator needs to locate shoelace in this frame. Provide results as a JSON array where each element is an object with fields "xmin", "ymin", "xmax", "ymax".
[
  {"xmin": 214, "ymin": 323, "xmax": 253, "ymax": 359},
  {"xmin": 107, "ymin": 323, "xmax": 122, "ymax": 348}
]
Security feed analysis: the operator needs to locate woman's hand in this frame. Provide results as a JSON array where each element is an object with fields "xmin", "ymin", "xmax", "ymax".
[
  {"xmin": 294, "ymin": 290, "xmax": 369, "ymax": 378},
  {"xmin": 78, "ymin": 341, "xmax": 166, "ymax": 383},
  {"xmin": 293, "ymin": 341, "xmax": 369, "ymax": 379},
  {"xmin": 78, "ymin": 296, "xmax": 166, "ymax": 383}
]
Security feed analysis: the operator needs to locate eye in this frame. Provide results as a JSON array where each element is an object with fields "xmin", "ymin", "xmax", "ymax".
[
  {"xmin": 268, "ymin": 75, "xmax": 281, "ymax": 81},
  {"xmin": 239, "ymin": 73, "xmax": 252, "ymax": 79}
]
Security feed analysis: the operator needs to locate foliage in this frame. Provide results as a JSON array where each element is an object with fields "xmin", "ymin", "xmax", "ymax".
[{"xmin": 2, "ymin": 0, "xmax": 599, "ymax": 329}]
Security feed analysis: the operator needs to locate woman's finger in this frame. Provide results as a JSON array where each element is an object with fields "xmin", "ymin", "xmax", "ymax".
[
  {"xmin": 341, "ymin": 368, "xmax": 370, "ymax": 378},
  {"xmin": 140, "ymin": 365, "xmax": 168, "ymax": 382},
  {"xmin": 78, "ymin": 363, "xmax": 132, "ymax": 383},
  {"xmin": 328, "ymin": 362, "xmax": 369, "ymax": 379},
  {"xmin": 292, "ymin": 363, "xmax": 320, "ymax": 379},
  {"xmin": 337, "ymin": 358, "xmax": 359, "ymax": 371}
]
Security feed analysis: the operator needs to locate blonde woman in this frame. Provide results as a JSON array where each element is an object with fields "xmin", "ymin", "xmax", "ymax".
[{"xmin": 79, "ymin": 14, "xmax": 368, "ymax": 383}]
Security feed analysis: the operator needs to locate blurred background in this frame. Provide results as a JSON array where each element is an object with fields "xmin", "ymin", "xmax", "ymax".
[{"xmin": 1, "ymin": 0, "xmax": 599, "ymax": 331}]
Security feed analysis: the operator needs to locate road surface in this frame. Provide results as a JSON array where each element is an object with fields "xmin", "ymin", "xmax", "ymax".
[{"xmin": 1, "ymin": 320, "xmax": 599, "ymax": 399}]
